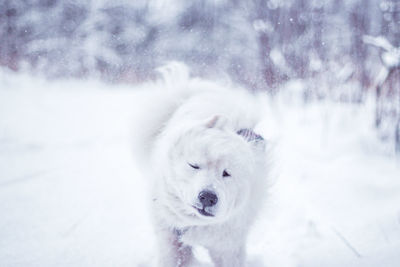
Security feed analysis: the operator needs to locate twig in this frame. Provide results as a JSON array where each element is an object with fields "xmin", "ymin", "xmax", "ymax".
[{"xmin": 331, "ymin": 227, "xmax": 362, "ymax": 258}]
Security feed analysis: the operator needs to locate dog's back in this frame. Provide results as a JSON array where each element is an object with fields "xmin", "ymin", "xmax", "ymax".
[{"xmin": 131, "ymin": 63, "xmax": 263, "ymax": 170}]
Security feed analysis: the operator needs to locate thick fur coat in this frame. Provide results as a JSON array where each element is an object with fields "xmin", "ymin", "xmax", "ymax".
[{"xmin": 132, "ymin": 63, "xmax": 268, "ymax": 267}]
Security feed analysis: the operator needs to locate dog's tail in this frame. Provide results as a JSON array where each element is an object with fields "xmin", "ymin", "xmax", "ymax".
[
  {"xmin": 131, "ymin": 62, "xmax": 197, "ymax": 170},
  {"xmin": 156, "ymin": 61, "xmax": 190, "ymax": 88}
]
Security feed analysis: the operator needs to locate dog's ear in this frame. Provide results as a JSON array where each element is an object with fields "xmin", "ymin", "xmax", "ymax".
[
  {"xmin": 237, "ymin": 128, "xmax": 265, "ymax": 151},
  {"xmin": 205, "ymin": 115, "xmax": 228, "ymax": 129}
]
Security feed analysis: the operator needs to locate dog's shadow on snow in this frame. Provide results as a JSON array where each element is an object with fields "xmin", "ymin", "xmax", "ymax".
[
  {"xmin": 247, "ymin": 257, "xmax": 266, "ymax": 267},
  {"xmin": 145, "ymin": 245, "xmax": 263, "ymax": 267},
  {"xmin": 191, "ymin": 259, "xmax": 265, "ymax": 267},
  {"xmin": 139, "ymin": 257, "xmax": 266, "ymax": 267},
  {"xmin": 192, "ymin": 256, "xmax": 266, "ymax": 267}
]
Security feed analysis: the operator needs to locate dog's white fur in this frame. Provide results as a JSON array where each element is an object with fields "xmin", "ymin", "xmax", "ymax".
[{"xmin": 133, "ymin": 63, "xmax": 268, "ymax": 267}]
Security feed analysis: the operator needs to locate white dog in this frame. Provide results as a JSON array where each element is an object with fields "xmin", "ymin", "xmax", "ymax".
[{"xmin": 133, "ymin": 63, "xmax": 268, "ymax": 267}]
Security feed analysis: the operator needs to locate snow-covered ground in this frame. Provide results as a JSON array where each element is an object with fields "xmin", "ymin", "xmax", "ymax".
[{"xmin": 1, "ymin": 71, "xmax": 400, "ymax": 267}]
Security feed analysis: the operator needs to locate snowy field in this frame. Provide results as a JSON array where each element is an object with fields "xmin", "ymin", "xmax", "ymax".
[{"xmin": 1, "ymin": 71, "xmax": 400, "ymax": 267}]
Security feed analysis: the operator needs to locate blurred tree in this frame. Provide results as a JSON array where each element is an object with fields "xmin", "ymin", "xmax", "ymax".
[
  {"xmin": 251, "ymin": 0, "xmax": 281, "ymax": 92},
  {"xmin": 349, "ymin": 0, "xmax": 371, "ymax": 102},
  {"xmin": 0, "ymin": 0, "xmax": 25, "ymax": 70},
  {"xmin": 0, "ymin": 0, "xmax": 395, "ymax": 95}
]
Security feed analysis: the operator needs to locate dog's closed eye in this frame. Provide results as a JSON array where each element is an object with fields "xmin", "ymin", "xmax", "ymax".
[
  {"xmin": 222, "ymin": 169, "xmax": 231, "ymax": 177},
  {"xmin": 188, "ymin": 163, "xmax": 200, "ymax": 169}
]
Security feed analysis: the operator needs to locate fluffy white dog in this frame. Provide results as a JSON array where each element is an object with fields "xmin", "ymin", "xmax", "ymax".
[{"xmin": 133, "ymin": 63, "xmax": 268, "ymax": 267}]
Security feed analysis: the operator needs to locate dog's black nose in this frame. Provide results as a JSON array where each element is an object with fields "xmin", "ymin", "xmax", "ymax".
[{"xmin": 198, "ymin": 190, "xmax": 218, "ymax": 207}]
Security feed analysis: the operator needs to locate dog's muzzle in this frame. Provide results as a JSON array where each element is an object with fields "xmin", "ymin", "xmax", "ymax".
[{"xmin": 193, "ymin": 190, "xmax": 218, "ymax": 217}]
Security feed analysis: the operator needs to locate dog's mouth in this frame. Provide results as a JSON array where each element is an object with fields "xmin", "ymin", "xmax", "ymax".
[{"xmin": 193, "ymin": 206, "xmax": 214, "ymax": 217}]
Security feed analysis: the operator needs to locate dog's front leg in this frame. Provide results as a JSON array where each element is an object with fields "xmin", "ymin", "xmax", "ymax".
[
  {"xmin": 208, "ymin": 245, "xmax": 245, "ymax": 267},
  {"xmin": 157, "ymin": 228, "xmax": 193, "ymax": 267}
]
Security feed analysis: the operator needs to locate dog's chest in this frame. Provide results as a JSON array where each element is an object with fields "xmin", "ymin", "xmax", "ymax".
[
  {"xmin": 178, "ymin": 226, "xmax": 209, "ymax": 247},
  {"xmin": 178, "ymin": 225, "xmax": 231, "ymax": 248}
]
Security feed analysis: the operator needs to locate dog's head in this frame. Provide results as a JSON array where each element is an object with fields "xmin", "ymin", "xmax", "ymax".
[{"xmin": 160, "ymin": 115, "xmax": 265, "ymax": 226}]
